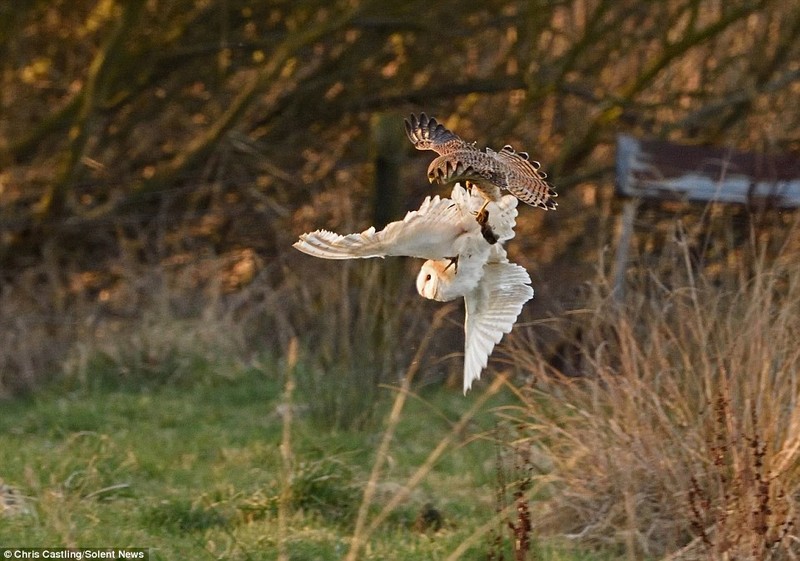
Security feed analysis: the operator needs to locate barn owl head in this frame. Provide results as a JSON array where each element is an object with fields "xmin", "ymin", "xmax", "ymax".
[{"xmin": 416, "ymin": 260, "xmax": 456, "ymax": 302}]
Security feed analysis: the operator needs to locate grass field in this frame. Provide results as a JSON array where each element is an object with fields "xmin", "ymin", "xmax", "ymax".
[
  {"xmin": 2, "ymin": 232, "xmax": 798, "ymax": 561},
  {"xmin": 0, "ymin": 357, "xmax": 606, "ymax": 560}
]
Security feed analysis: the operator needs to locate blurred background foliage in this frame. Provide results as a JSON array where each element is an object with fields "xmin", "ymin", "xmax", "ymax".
[{"xmin": 1, "ymin": 0, "xmax": 799, "ymax": 395}]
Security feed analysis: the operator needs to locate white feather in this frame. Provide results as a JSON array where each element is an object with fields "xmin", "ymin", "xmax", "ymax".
[
  {"xmin": 463, "ymin": 262, "xmax": 533, "ymax": 393},
  {"xmin": 295, "ymin": 183, "xmax": 532, "ymax": 394}
]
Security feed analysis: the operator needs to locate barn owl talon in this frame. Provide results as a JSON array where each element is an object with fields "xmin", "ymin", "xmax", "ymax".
[{"xmin": 444, "ymin": 256, "xmax": 459, "ymax": 272}]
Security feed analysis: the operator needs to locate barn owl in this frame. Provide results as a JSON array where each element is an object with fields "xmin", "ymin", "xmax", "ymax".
[
  {"xmin": 404, "ymin": 113, "xmax": 557, "ymax": 230},
  {"xmin": 294, "ymin": 184, "xmax": 533, "ymax": 393},
  {"xmin": 416, "ymin": 249, "xmax": 533, "ymax": 392}
]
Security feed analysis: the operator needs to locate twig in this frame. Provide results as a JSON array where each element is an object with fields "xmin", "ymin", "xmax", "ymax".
[
  {"xmin": 277, "ymin": 337, "xmax": 299, "ymax": 561},
  {"xmin": 345, "ymin": 304, "xmax": 455, "ymax": 561},
  {"xmin": 365, "ymin": 373, "xmax": 508, "ymax": 536},
  {"xmin": 83, "ymin": 483, "xmax": 130, "ymax": 500}
]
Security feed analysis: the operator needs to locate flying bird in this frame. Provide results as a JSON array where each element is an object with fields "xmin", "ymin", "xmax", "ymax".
[
  {"xmin": 404, "ymin": 113, "xmax": 557, "ymax": 235},
  {"xmin": 416, "ymin": 249, "xmax": 533, "ymax": 392},
  {"xmin": 294, "ymin": 184, "xmax": 533, "ymax": 393}
]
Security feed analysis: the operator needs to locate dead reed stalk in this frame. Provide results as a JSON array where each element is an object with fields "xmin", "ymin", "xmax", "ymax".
[
  {"xmin": 277, "ymin": 337, "xmax": 298, "ymax": 561},
  {"xmin": 504, "ymin": 233, "xmax": 800, "ymax": 559},
  {"xmin": 346, "ymin": 304, "xmax": 455, "ymax": 561}
]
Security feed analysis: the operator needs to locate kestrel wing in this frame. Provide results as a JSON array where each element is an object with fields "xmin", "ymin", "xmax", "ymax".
[
  {"xmin": 428, "ymin": 149, "xmax": 508, "ymax": 190},
  {"xmin": 494, "ymin": 145, "xmax": 558, "ymax": 210},
  {"xmin": 463, "ymin": 261, "xmax": 533, "ymax": 393},
  {"xmin": 293, "ymin": 194, "xmax": 469, "ymax": 260},
  {"xmin": 404, "ymin": 113, "xmax": 469, "ymax": 155}
]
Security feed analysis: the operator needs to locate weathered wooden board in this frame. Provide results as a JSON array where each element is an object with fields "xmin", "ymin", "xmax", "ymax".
[{"xmin": 616, "ymin": 134, "xmax": 800, "ymax": 207}]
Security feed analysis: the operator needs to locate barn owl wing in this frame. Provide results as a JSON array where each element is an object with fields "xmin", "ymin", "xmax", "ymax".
[
  {"xmin": 462, "ymin": 261, "xmax": 533, "ymax": 393},
  {"xmin": 485, "ymin": 195, "xmax": 519, "ymax": 243},
  {"xmin": 451, "ymin": 183, "xmax": 519, "ymax": 243},
  {"xmin": 294, "ymin": 193, "xmax": 474, "ymax": 260}
]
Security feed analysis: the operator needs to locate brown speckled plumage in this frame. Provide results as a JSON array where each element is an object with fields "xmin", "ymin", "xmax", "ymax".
[{"xmin": 404, "ymin": 113, "xmax": 557, "ymax": 211}]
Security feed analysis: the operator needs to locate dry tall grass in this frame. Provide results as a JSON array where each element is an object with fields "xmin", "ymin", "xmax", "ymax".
[
  {"xmin": 506, "ymin": 223, "xmax": 800, "ymax": 560},
  {"xmin": 0, "ymin": 227, "xmax": 424, "ymax": 414},
  {"xmin": 280, "ymin": 256, "xmax": 434, "ymax": 429}
]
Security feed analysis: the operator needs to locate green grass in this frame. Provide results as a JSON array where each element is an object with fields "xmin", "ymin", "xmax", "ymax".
[{"xmin": 0, "ymin": 358, "xmax": 607, "ymax": 560}]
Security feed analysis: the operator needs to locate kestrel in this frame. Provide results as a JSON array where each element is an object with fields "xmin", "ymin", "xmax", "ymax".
[
  {"xmin": 294, "ymin": 184, "xmax": 533, "ymax": 393},
  {"xmin": 404, "ymin": 113, "xmax": 557, "ymax": 233}
]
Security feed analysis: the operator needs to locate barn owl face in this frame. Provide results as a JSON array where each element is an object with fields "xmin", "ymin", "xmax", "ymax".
[{"xmin": 416, "ymin": 260, "xmax": 455, "ymax": 302}]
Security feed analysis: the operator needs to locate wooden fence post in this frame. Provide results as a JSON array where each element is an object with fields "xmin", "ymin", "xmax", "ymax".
[{"xmin": 371, "ymin": 113, "xmax": 404, "ymax": 229}]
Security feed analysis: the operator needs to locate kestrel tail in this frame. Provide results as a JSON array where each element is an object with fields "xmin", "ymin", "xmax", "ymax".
[{"xmin": 404, "ymin": 113, "xmax": 558, "ymax": 216}]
